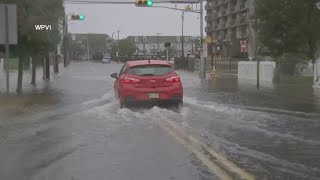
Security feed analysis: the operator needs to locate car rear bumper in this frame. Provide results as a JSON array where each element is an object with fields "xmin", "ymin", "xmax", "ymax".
[
  {"xmin": 124, "ymin": 99, "xmax": 182, "ymax": 107},
  {"xmin": 120, "ymin": 85, "xmax": 183, "ymax": 103}
]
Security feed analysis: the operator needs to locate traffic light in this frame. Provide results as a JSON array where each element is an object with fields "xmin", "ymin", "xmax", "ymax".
[
  {"xmin": 135, "ymin": 0, "xmax": 153, "ymax": 7},
  {"xmin": 71, "ymin": 14, "xmax": 85, "ymax": 20}
]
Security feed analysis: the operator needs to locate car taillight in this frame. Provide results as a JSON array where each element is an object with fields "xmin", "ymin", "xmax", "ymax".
[
  {"xmin": 165, "ymin": 76, "xmax": 180, "ymax": 82},
  {"xmin": 123, "ymin": 77, "xmax": 140, "ymax": 84}
]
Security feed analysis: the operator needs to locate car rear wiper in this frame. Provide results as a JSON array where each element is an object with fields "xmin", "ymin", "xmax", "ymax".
[{"xmin": 139, "ymin": 74, "xmax": 155, "ymax": 76}]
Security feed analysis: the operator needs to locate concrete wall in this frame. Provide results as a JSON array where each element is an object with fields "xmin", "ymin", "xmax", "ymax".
[{"xmin": 238, "ymin": 61, "xmax": 276, "ymax": 82}]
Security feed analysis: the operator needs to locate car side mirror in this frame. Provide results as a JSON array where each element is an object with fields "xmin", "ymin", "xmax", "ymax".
[{"xmin": 111, "ymin": 73, "xmax": 118, "ymax": 79}]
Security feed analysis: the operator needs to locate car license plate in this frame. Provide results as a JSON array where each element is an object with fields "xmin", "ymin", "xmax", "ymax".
[{"xmin": 148, "ymin": 93, "xmax": 159, "ymax": 99}]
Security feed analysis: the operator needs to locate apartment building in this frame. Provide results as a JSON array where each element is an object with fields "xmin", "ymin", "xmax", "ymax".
[
  {"xmin": 205, "ymin": 0, "xmax": 255, "ymax": 58},
  {"xmin": 127, "ymin": 36, "xmax": 200, "ymax": 57}
]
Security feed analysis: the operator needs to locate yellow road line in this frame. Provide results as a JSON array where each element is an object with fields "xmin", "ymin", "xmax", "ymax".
[{"xmin": 157, "ymin": 118, "xmax": 256, "ymax": 180}]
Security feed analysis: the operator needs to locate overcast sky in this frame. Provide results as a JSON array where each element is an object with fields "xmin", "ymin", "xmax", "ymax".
[{"xmin": 65, "ymin": 0, "xmax": 206, "ymax": 39}]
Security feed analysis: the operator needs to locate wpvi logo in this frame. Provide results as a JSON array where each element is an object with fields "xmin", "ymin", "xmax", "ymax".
[{"xmin": 34, "ymin": 25, "xmax": 52, "ymax": 31}]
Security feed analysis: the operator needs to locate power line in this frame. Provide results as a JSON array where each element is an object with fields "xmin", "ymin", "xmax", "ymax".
[{"xmin": 64, "ymin": 0, "xmax": 201, "ymax": 4}]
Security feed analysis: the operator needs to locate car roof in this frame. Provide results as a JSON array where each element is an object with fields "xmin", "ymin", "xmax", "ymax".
[{"xmin": 126, "ymin": 60, "xmax": 171, "ymax": 67}]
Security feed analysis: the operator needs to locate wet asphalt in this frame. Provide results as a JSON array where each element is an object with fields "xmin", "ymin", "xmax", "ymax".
[{"xmin": 1, "ymin": 61, "xmax": 320, "ymax": 180}]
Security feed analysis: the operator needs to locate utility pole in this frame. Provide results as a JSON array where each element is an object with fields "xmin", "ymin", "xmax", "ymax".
[
  {"xmin": 63, "ymin": 13, "xmax": 68, "ymax": 67},
  {"xmin": 181, "ymin": 11, "xmax": 185, "ymax": 60},
  {"xmin": 157, "ymin": 32, "xmax": 161, "ymax": 58},
  {"xmin": 87, "ymin": 35, "xmax": 90, "ymax": 61},
  {"xmin": 117, "ymin": 30, "xmax": 120, "ymax": 61},
  {"xmin": 199, "ymin": 0, "xmax": 205, "ymax": 79},
  {"xmin": 4, "ymin": 5, "xmax": 10, "ymax": 94}
]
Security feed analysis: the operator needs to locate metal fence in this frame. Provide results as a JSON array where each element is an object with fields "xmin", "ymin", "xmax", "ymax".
[
  {"xmin": 209, "ymin": 58, "xmax": 245, "ymax": 73},
  {"xmin": 277, "ymin": 62, "xmax": 314, "ymax": 77}
]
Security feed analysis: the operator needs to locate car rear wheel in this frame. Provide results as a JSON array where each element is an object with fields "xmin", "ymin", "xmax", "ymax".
[
  {"xmin": 173, "ymin": 100, "xmax": 183, "ymax": 112},
  {"xmin": 120, "ymin": 101, "xmax": 125, "ymax": 109}
]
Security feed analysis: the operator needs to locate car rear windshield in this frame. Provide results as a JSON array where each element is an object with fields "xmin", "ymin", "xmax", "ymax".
[{"xmin": 128, "ymin": 65, "xmax": 173, "ymax": 76}]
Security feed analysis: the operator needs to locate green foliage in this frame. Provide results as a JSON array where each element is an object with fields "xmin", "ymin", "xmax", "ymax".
[
  {"xmin": 87, "ymin": 34, "xmax": 109, "ymax": 55},
  {"xmin": 256, "ymin": 0, "xmax": 320, "ymax": 63},
  {"xmin": 92, "ymin": 52, "xmax": 104, "ymax": 60},
  {"xmin": 69, "ymin": 34, "xmax": 110, "ymax": 59},
  {"xmin": 111, "ymin": 38, "xmax": 137, "ymax": 58},
  {"xmin": 1, "ymin": 0, "xmax": 64, "ymax": 60}
]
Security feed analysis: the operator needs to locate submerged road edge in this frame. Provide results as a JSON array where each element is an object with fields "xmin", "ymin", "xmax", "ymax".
[{"xmin": 157, "ymin": 118, "xmax": 256, "ymax": 180}]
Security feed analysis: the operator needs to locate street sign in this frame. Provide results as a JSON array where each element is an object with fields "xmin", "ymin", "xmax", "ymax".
[
  {"xmin": 0, "ymin": 4, "xmax": 17, "ymax": 44},
  {"xmin": 240, "ymin": 40, "xmax": 247, "ymax": 52}
]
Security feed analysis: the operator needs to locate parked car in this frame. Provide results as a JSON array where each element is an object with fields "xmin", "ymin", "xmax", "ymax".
[
  {"xmin": 110, "ymin": 60, "xmax": 183, "ymax": 109},
  {"xmin": 102, "ymin": 57, "xmax": 111, "ymax": 63}
]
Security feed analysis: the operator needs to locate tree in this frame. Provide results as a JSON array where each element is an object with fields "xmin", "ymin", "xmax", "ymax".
[
  {"xmin": 256, "ymin": 0, "xmax": 320, "ymax": 64},
  {"xmin": 1, "ymin": 0, "xmax": 64, "ymax": 91},
  {"xmin": 111, "ymin": 38, "xmax": 137, "ymax": 61}
]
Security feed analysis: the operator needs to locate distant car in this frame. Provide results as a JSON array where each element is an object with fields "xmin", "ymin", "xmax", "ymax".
[
  {"xmin": 110, "ymin": 60, "xmax": 183, "ymax": 109},
  {"xmin": 102, "ymin": 57, "xmax": 111, "ymax": 63}
]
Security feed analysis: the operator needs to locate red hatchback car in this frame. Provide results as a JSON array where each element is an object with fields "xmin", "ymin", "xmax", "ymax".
[{"xmin": 111, "ymin": 60, "xmax": 183, "ymax": 109}]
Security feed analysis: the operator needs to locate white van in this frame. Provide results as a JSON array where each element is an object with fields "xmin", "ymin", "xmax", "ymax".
[{"xmin": 102, "ymin": 57, "xmax": 111, "ymax": 63}]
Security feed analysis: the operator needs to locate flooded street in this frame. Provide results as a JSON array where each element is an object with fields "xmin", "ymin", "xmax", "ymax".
[{"xmin": 1, "ymin": 62, "xmax": 320, "ymax": 180}]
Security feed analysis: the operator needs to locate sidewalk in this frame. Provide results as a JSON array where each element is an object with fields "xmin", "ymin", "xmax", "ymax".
[{"xmin": 0, "ymin": 63, "xmax": 64, "ymax": 94}]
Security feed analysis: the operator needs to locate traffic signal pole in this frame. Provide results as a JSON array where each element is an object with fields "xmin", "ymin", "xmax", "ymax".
[
  {"xmin": 181, "ymin": 11, "xmax": 185, "ymax": 60},
  {"xmin": 199, "ymin": 0, "xmax": 205, "ymax": 79},
  {"xmin": 63, "ymin": 14, "xmax": 67, "ymax": 67}
]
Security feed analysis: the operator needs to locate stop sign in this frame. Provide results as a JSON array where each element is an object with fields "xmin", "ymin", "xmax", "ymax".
[{"xmin": 240, "ymin": 40, "xmax": 247, "ymax": 52}]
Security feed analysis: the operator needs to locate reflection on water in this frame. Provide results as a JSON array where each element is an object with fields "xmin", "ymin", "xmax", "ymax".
[
  {"xmin": 0, "ymin": 88, "xmax": 60, "ymax": 111},
  {"xmin": 206, "ymin": 75, "xmax": 320, "ymax": 113}
]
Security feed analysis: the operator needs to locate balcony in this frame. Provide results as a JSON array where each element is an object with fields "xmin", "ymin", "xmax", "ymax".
[
  {"xmin": 240, "ymin": 3, "xmax": 246, "ymax": 10},
  {"xmin": 239, "ymin": 17, "xmax": 247, "ymax": 24},
  {"xmin": 218, "ymin": 23, "xmax": 226, "ymax": 29},
  {"xmin": 223, "ymin": 34, "xmax": 233, "ymax": 42},
  {"xmin": 206, "ymin": 15, "xmax": 214, "ymax": 21},
  {"xmin": 221, "ymin": 9, "xmax": 227, "ymax": 16},
  {"xmin": 205, "ymin": 2, "xmax": 214, "ymax": 10},
  {"xmin": 205, "ymin": 26, "xmax": 213, "ymax": 32},
  {"xmin": 205, "ymin": 26, "xmax": 209, "ymax": 32},
  {"xmin": 228, "ymin": 6, "xmax": 235, "ymax": 13},
  {"xmin": 227, "ymin": 19, "xmax": 236, "ymax": 26}
]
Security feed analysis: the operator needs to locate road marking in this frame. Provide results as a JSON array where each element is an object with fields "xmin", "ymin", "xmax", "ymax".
[{"xmin": 157, "ymin": 118, "xmax": 256, "ymax": 180}]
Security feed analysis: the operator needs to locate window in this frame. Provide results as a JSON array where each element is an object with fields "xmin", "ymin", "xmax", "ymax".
[
  {"xmin": 128, "ymin": 65, "xmax": 173, "ymax": 76},
  {"xmin": 143, "ymin": 36, "xmax": 147, "ymax": 42},
  {"xmin": 135, "ymin": 37, "xmax": 139, "ymax": 42},
  {"xmin": 119, "ymin": 64, "xmax": 127, "ymax": 75},
  {"xmin": 177, "ymin": 36, "xmax": 180, "ymax": 42},
  {"xmin": 184, "ymin": 37, "xmax": 188, "ymax": 42}
]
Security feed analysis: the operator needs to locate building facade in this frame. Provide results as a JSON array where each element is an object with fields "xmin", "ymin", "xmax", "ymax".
[
  {"xmin": 127, "ymin": 36, "xmax": 200, "ymax": 57},
  {"xmin": 205, "ymin": 0, "xmax": 255, "ymax": 58}
]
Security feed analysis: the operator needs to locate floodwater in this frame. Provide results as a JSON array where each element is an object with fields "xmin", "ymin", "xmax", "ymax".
[{"xmin": 1, "ymin": 62, "xmax": 320, "ymax": 180}]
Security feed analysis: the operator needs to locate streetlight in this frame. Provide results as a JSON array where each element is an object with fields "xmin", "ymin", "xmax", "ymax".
[{"xmin": 117, "ymin": 29, "xmax": 120, "ymax": 62}]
